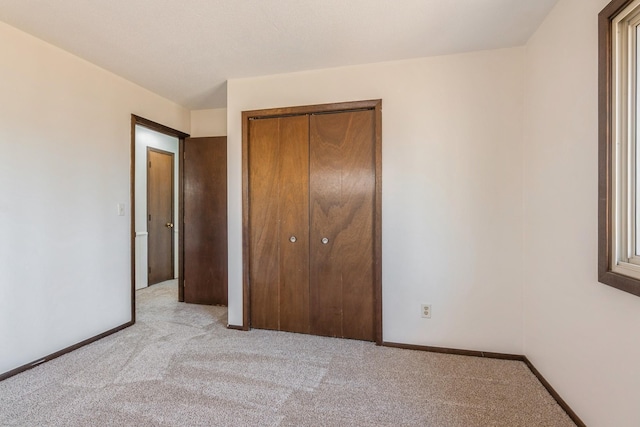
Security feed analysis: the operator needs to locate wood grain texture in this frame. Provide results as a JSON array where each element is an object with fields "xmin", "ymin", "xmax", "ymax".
[
  {"xmin": 242, "ymin": 100, "xmax": 383, "ymax": 341},
  {"xmin": 338, "ymin": 110, "xmax": 375, "ymax": 341},
  {"xmin": 249, "ymin": 118, "xmax": 281, "ymax": 330},
  {"xmin": 147, "ymin": 148, "xmax": 174, "ymax": 285},
  {"xmin": 184, "ymin": 137, "xmax": 228, "ymax": 305},
  {"xmin": 309, "ymin": 114, "xmax": 344, "ymax": 338},
  {"xmin": 277, "ymin": 116, "xmax": 310, "ymax": 333},
  {"xmin": 249, "ymin": 116, "xmax": 310, "ymax": 332},
  {"xmin": 309, "ymin": 110, "xmax": 375, "ymax": 341}
]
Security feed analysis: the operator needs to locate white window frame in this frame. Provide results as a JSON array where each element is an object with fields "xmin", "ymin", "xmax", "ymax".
[{"xmin": 611, "ymin": 0, "xmax": 640, "ymax": 279}]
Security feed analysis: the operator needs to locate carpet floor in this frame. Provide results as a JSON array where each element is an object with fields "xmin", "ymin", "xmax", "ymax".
[{"xmin": 0, "ymin": 280, "xmax": 575, "ymax": 426}]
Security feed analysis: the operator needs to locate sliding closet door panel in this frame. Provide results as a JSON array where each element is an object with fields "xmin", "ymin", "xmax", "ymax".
[
  {"xmin": 309, "ymin": 110, "xmax": 375, "ymax": 341},
  {"xmin": 278, "ymin": 115, "xmax": 310, "ymax": 333},
  {"xmin": 249, "ymin": 118, "xmax": 281, "ymax": 330},
  {"xmin": 337, "ymin": 110, "xmax": 375, "ymax": 341},
  {"xmin": 249, "ymin": 115, "xmax": 310, "ymax": 332},
  {"xmin": 309, "ymin": 115, "xmax": 344, "ymax": 338}
]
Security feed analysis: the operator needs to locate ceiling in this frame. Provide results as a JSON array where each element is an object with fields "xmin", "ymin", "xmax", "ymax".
[{"xmin": 0, "ymin": 0, "xmax": 559, "ymax": 109}]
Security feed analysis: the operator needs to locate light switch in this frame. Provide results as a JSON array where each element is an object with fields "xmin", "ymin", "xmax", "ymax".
[{"xmin": 117, "ymin": 203, "xmax": 125, "ymax": 216}]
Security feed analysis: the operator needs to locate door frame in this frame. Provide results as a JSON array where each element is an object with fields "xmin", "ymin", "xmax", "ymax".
[
  {"xmin": 146, "ymin": 146, "xmax": 175, "ymax": 285},
  {"xmin": 131, "ymin": 115, "xmax": 189, "ymax": 323},
  {"xmin": 241, "ymin": 99, "xmax": 383, "ymax": 344}
]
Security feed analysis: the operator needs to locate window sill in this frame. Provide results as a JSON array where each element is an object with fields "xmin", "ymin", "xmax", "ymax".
[{"xmin": 598, "ymin": 269, "xmax": 640, "ymax": 297}]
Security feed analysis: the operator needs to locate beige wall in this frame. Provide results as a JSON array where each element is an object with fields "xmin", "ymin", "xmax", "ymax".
[
  {"xmin": 524, "ymin": 0, "xmax": 640, "ymax": 425},
  {"xmin": 190, "ymin": 108, "xmax": 227, "ymax": 137},
  {"xmin": 227, "ymin": 48, "xmax": 526, "ymax": 353},
  {"xmin": 0, "ymin": 21, "xmax": 189, "ymax": 374},
  {"xmin": 4, "ymin": 4, "xmax": 638, "ymax": 423}
]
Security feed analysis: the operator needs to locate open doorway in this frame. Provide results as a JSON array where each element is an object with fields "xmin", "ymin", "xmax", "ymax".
[
  {"xmin": 135, "ymin": 129, "xmax": 178, "ymax": 288},
  {"xmin": 130, "ymin": 116, "xmax": 188, "ymax": 320}
]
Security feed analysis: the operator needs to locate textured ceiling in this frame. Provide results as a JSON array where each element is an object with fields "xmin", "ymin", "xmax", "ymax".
[{"xmin": 0, "ymin": 0, "xmax": 559, "ymax": 109}]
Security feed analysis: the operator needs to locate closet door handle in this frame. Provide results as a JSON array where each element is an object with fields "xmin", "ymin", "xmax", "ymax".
[
  {"xmin": 289, "ymin": 236, "xmax": 297, "ymax": 243},
  {"xmin": 321, "ymin": 237, "xmax": 329, "ymax": 244}
]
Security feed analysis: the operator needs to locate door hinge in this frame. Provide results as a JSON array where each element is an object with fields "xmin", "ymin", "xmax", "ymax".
[
  {"xmin": 148, "ymin": 161, "xmax": 151, "ymax": 168},
  {"xmin": 148, "ymin": 214, "xmax": 151, "ymax": 221},
  {"xmin": 148, "ymin": 266, "xmax": 151, "ymax": 273}
]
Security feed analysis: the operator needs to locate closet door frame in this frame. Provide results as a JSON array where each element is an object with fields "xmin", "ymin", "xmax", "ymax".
[{"xmin": 241, "ymin": 99, "xmax": 383, "ymax": 344}]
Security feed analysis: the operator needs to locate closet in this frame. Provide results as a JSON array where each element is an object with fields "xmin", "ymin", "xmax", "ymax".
[{"xmin": 244, "ymin": 100, "xmax": 382, "ymax": 342}]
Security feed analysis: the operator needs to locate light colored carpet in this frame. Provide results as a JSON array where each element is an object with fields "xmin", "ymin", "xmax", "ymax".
[{"xmin": 0, "ymin": 280, "xmax": 575, "ymax": 426}]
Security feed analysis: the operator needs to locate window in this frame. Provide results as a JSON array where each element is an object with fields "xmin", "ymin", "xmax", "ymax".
[{"xmin": 599, "ymin": 0, "xmax": 640, "ymax": 296}]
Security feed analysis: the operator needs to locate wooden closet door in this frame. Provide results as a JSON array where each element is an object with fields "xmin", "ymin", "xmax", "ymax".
[
  {"xmin": 309, "ymin": 110, "xmax": 376, "ymax": 341},
  {"xmin": 249, "ymin": 115, "xmax": 310, "ymax": 333}
]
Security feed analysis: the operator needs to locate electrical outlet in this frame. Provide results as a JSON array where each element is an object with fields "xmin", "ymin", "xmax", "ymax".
[{"xmin": 421, "ymin": 304, "xmax": 432, "ymax": 319}]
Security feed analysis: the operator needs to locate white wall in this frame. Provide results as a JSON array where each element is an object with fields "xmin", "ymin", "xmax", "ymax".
[
  {"xmin": 191, "ymin": 108, "xmax": 227, "ymax": 137},
  {"xmin": 523, "ymin": 0, "xmax": 640, "ymax": 425},
  {"xmin": 2, "ymin": 5, "xmax": 634, "ymax": 423},
  {"xmin": 134, "ymin": 126, "xmax": 180, "ymax": 290},
  {"xmin": 0, "ymin": 22, "xmax": 189, "ymax": 374},
  {"xmin": 227, "ymin": 49, "xmax": 526, "ymax": 353}
]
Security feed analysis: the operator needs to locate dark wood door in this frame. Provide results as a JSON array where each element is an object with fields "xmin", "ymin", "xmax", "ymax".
[
  {"xmin": 249, "ymin": 115, "xmax": 310, "ymax": 332},
  {"xmin": 147, "ymin": 148, "xmax": 174, "ymax": 285},
  {"xmin": 247, "ymin": 109, "xmax": 376, "ymax": 341},
  {"xmin": 309, "ymin": 110, "xmax": 375, "ymax": 341},
  {"xmin": 184, "ymin": 137, "xmax": 228, "ymax": 305}
]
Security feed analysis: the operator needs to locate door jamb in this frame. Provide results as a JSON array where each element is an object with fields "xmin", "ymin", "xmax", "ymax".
[
  {"xmin": 241, "ymin": 99, "xmax": 383, "ymax": 344},
  {"xmin": 131, "ymin": 115, "xmax": 189, "ymax": 323}
]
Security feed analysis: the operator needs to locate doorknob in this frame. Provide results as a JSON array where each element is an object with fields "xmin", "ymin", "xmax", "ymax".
[
  {"xmin": 166, "ymin": 222, "xmax": 174, "ymax": 228},
  {"xmin": 289, "ymin": 236, "xmax": 297, "ymax": 243},
  {"xmin": 321, "ymin": 237, "xmax": 329, "ymax": 244}
]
